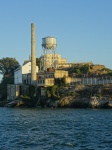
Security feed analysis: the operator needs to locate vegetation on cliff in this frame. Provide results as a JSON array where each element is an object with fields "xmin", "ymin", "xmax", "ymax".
[
  {"xmin": 66, "ymin": 64, "xmax": 112, "ymax": 77},
  {"xmin": 46, "ymin": 77, "xmax": 67, "ymax": 101},
  {"xmin": 67, "ymin": 64, "xmax": 90, "ymax": 76}
]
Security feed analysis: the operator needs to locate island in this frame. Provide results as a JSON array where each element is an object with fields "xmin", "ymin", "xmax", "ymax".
[{"xmin": 0, "ymin": 57, "xmax": 112, "ymax": 109}]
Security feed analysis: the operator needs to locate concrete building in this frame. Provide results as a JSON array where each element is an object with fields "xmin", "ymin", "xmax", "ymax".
[
  {"xmin": 40, "ymin": 53, "xmax": 66, "ymax": 70},
  {"xmin": 37, "ymin": 69, "xmax": 68, "ymax": 87},
  {"xmin": 14, "ymin": 61, "xmax": 38, "ymax": 84}
]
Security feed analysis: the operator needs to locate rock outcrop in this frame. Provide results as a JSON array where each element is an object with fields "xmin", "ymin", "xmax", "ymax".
[{"xmin": 53, "ymin": 96, "xmax": 112, "ymax": 109}]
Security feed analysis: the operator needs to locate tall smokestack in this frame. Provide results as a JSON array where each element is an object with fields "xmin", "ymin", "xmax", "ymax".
[{"xmin": 31, "ymin": 23, "xmax": 36, "ymax": 85}]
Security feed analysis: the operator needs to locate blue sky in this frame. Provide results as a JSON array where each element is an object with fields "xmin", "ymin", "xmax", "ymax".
[{"xmin": 0, "ymin": 0, "xmax": 112, "ymax": 69}]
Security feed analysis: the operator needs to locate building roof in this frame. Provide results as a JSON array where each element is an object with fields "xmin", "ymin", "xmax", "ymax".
[{"xmin": 23, "ymin": 60, "xmax": 31, "ymax": 66}]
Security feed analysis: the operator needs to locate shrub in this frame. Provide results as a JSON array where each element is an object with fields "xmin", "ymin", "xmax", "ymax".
[
  {"xmin": 20, "ymin": 95, "xmax": 31, "ymax": 102},
  {"xmin": 29, "ymin": 85, "xmax": 35, "ymax": 98},
  {"xmin": 71, "ymin": 92, "xmax": 75, "ymax": 96}
]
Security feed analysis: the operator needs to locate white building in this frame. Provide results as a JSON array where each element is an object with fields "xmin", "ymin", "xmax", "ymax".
[{"xmin": 14, "ymin": 61, "xmax": 38, "ymax": 84}]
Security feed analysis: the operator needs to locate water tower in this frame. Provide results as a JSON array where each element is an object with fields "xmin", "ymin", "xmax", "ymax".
[{"xmin": 40, "ymin": 36, "xmax": 58, "ymax": 71}]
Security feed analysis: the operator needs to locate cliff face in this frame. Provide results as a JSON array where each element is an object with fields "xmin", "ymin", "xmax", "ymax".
[
  {"xmin": 90, "ymin": 97, "xmax": 112, "ymax": 108},
  {"xmin": 52, "ymin": 96, "xmax": 112, "ymax": 109},
  {"xmin": 49, "ymin": 84, "xmax": 112, "ymax": 109},
  {"xmin": 55, "ymin": 96, "xmax": 90, "ymax": 108}
]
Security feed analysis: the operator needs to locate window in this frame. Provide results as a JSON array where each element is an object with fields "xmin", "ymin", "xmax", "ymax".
[{"xmin": 23, "ymin": 80, "xmax": 26, "ymax": 84}]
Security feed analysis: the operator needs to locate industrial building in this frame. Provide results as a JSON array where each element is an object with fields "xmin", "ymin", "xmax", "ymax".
[
  {"xmin": 14, "ymin": 61, "xmax": 38, "ymax": 84},
  {"xmin": 37, "ymin": 69, "xmax": 68, "ymax": 87},
  {"xmin": 40, "ymin": 53, "xmax": 66, "ymax": 70}
]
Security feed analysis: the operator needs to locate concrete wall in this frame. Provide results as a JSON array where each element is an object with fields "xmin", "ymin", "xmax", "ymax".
[
  {"xmin": 7, "ymin": 84, "xmax": 19, "ymax": 101},
  {"xmin": 54, "ymin": 70, "xmax": 68, "ymax": 78},
  {"xmin": 66, "ymin": 77, "xmax": 81, "ymax": 84},
  {"xmin": 7, "ymin": 84, "xmax": 30, "ymax": 101},
  {"xmin": 45, "ymin": 78, "xmax": 54, "ymax": 86},
  {"xmin": 41, "ymin": 87, "xmax": 47, "ymax": 96}
]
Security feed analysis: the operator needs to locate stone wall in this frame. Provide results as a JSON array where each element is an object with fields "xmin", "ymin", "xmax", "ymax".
[
  {"xmin": 7, "ymin": 84, "xmax": 17, "ymax": 101},
  {"xmin": 7, "ymin": 84, "xmax": 30, "ymax": 101}
]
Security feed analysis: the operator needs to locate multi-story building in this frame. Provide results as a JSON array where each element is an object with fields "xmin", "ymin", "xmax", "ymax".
[
  {"xmin": 40, "ymin": 53, "xmax": 66, "ymax": 70},
  {"xmin": 37, "ymin": 69, "xmax": 68, "ymax": 87},
  {"xmin": 14, "ymin": 61, "xmax": 38, "ymax": 84}
]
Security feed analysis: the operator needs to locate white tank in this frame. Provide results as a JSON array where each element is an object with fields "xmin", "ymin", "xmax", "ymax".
[{"xmin": 42, "ymin": 36, "xmax": 57, "ymax": 49}]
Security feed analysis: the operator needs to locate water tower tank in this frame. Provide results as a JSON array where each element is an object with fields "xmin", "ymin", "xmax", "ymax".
[{"xmin": 42, "ymin": 36, "xmax": 57, "ymax": 49}]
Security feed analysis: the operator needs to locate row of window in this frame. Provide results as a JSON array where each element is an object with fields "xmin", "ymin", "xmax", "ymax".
[
  {"xmin": 38, "ymin": 80, "xmax": 45, "ymax": 84},
  {"xmin": 37, "ymin": 79, "xmax": 54, "ymax": 85},
  {"xmin": 46, "ymin": 74, "xmax": 54, "ymax": 78}
]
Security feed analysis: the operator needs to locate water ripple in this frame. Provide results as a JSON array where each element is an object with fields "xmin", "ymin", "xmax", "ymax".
[{"xmin": 0, "ymin": 108, "xmax": 112, "ymax": 149}]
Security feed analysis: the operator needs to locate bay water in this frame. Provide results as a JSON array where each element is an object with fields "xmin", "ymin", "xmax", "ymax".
[{"xmin": 0, "ymin": 108, "xmax": 112, "ymax": 150}]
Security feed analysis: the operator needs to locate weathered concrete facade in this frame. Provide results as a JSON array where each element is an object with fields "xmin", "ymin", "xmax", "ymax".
[
  {"xmin": 7, "ymin": 84, "xmax": 29, "ymax": 101},
  {"xmin": 7, "ymin": 84, "xmax": 20, "ymax": 101},
  {"xmin": 31, "ymin": 23, "xmax": 36, "ymax": 85},
  {"xmin": 37, "ymin": 69, "xmax": 68, "ymax": 87}
]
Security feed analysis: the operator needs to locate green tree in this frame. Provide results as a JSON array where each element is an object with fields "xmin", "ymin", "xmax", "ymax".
[
  {"xmin": 76, "ymin": 69, "xmax": 81, "ymax": 75},
  {"xmin": 46, "ymin": 85, "xmax": 60, "ymax": 100},
  {"xmin": 109, "ymin": 71, "xmax": 112, "ymax": 76},
  {"xmin": 0, "ymin": 57, "xmax": 20, "ymax": 100},
  {"xmin": 80, "ymin": 64, "xmax": 89, "ymax": 74},
  {"xmin": 0, "ymin": 57, "xmax": 19, "ymax": 76},
  {"xmin": 54, "ymin": 77, "xmax": 66, "ymax": 86}
]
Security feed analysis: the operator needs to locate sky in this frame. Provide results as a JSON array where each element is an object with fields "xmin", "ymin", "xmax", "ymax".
[{"xmin": 0, "ymin": 0, "xmax": 112, "ymax": 70}]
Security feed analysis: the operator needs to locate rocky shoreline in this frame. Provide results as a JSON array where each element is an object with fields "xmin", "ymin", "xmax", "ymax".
[
  {"xmin": 0, "ymin": 95, "xmax": 112, "ymax": 109},
  {"xmin": 0, "ymin": 84, "xmax": 112, "ymax": 109},
  {"xmin": 46, "ymin": 96, "xmax": 112, "ymax": 109}
]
